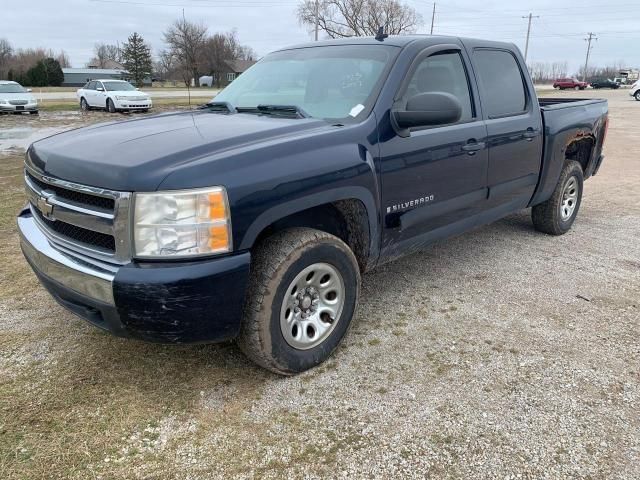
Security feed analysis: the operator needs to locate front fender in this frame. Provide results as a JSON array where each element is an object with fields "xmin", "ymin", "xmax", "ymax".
[{"xmin": 239, "ymin": 186, "xmax": 379, "ymax": 258}]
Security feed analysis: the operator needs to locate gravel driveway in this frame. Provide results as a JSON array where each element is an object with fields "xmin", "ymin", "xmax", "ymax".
[{"xmin": 0, "ymin": 89, "xmax": 638, "ymax": 479}]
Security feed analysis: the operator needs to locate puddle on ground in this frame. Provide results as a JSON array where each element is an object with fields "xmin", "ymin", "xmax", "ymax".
[{"xmin": 0, "ymin": 126, "xmax": 71, "ymax": 152}]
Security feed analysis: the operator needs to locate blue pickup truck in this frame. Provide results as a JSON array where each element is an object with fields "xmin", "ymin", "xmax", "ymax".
[{"xmin": 18, "ymin": 35, "xmax": 608, "ymax": 374}]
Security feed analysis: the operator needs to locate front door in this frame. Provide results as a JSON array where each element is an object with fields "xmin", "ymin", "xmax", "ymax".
[{"xmin": 378, "ymin": 48, "xmax": 489, "ymax": 260}]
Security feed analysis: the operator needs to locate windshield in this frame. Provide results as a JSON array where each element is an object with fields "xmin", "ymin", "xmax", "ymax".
[
  {"xmin": 214, "ymin": 45, "xmax": 398, "ymax": 121},
  {"xmin": 0, "ymin": 83, "xmax": 27, "ymax": 94},
  {"xmin": 103, "ymin": 81, "xmax": 136, "ymax": 91}
]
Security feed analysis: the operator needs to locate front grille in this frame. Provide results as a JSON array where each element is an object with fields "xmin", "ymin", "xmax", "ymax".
[
  {"xmin": 33, "ymin": 208, "xmax": 116, "ymax": 252},
  {"xmin": 27, "ymin": 171, "xmax": 115, "ymax": 211},
  {"xmin": 24, "ymin": 161, "xmax": 131, "ymax": 263},
  {"xmin": 9, "ymin": 100, "xmax": 28, "ymax": 105}
]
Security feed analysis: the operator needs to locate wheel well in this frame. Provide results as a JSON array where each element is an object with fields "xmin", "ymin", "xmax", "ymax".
[
  {"xmin": 253, "ymin": 199, "xmax": 370, "ymax": 272},
  {"xmin": 565, "ymin": 137, "xmax": 594, "ymax": 173}
]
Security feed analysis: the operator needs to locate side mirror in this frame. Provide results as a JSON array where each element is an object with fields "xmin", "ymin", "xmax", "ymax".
[
  {"xmin": 96, "ymin": 87, "xmax": 104, "ymax": 92},
  {"xmin": 26, "ymin": 88, "xmax": 32, "ymax": 92},
  {"xmin": 392, "ymin": 92, "xmax": 462, "ymax": 135}
]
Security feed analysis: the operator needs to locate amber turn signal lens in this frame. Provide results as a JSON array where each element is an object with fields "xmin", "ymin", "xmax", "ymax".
[
  {"xmin": 209, "ymin": 225, "xmax": 229, "ymax": 251},
  {"xmin": 208, "ymin": 191, "xmax": 226, "ymax": 220}
]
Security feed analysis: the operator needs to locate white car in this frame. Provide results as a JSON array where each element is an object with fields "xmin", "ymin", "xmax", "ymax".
[
  {"xmin": 0, "ymin": 81, "xmax": 38, "ymax": 114},
  {"xmin": 630, "ymin": 80, "xmax": 640, "ymax": 101},
  {"xmin": 76, "ymin": 79, "xmax": 152, "ymax": 113}
]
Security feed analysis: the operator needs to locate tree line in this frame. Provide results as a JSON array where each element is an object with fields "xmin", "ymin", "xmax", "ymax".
[
  {"xmin": 0, "ymin": 40, "xmax": 69, "ymax": 86},
  {"xmin": 0, "ymin": 19, "xmax": 255, "ymax": 88}
]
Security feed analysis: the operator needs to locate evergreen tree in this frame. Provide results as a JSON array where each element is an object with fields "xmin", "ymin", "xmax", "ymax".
[
  {"xmin": 43, "ymin": 57, "xmax": 64, "ymax": 86},
  {"xmin": 121, "ymin": 32, "xmax": 152, "ymax": 87}
]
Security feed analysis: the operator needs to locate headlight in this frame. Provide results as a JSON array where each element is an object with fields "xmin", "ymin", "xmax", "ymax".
[
  {"xmin": 133, "ymin": 187, "xmax": 232, "ymax": 258},
  {"xmin": 30, "ymin": 98, "xmax": 37, "ymax": 104},
  {"xmin": 0, "ymin": 99, "xmax": 7, "ymax": 104}
]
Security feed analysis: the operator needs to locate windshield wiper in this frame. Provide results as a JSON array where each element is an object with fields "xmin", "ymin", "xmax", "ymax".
[
  {"xmin": 236, "ymin": 104, "xmax": 310, "ymax": 119},
  {"xmin": 198, "ymin": 101, "xmax": 236, "ymax": 114}
]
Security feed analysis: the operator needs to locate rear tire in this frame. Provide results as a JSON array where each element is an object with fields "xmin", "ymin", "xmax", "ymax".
[
  {"xmin": 238, "ymin": 228, "xmax": 360, "ymax": 375},
  {"xmin": 107, "ymin": 98, "xmax": 116, "ymax": 113},
  {"xmin": 532, "ymin": 160, "xmax": 584, "ymax": 235}
]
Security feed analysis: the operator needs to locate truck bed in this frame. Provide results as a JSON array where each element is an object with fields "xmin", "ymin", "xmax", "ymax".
[
  {"xmin": 538, "ymin": 97, "xmax": 607, "ymax": 110},
  {"xmin": 529, "ymin": 97, "xmax": 608, "ymax": 207}
]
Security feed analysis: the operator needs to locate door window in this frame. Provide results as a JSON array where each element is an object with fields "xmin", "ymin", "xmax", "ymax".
[
  {"xmin": 473, "ymin": 49, "xmax": 527, "ymax": 118},
  {"xmin": 403, "ymin": 52, "xmax": 474, "ymax": 123},
  {"xmin": 86, "ymin": 81, "xmax": 96, "ymax": 90}
]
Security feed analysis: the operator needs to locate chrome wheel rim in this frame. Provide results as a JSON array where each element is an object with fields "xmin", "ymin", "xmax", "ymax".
[
  {"xmin": 560, "ymin": 176, "xmax": 579, "ymax": 221},
  {"xmin": 280, "ymin": 262, "xmax": 345, "ymax": 350}
]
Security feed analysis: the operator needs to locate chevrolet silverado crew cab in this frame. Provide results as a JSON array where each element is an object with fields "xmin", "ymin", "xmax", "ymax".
[{"xmin": 19, "ymin": 36, "xmax": 608, "ymax": 375}]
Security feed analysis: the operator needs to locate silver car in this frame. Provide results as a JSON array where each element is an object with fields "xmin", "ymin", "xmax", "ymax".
[{"xmin": 0, "ymin": 81, "xmax": 38, "ymax": 114}]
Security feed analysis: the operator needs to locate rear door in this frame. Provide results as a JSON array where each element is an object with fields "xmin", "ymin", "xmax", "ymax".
[
  {"xmin": 378, "ymin": 45, "xmax": 489, "ymax": 259},
  {"xmin": 467, "ymin": 46, "xmax": 543, "ymax": 211}
]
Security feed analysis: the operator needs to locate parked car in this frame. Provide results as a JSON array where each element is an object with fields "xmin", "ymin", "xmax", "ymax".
[
  {"xmin": 630, "ymin": 80, "xmax": 640, "ymax": 101},
  {"xmin": 76, "ymin": 79, "xmax": 152, "ymax": 113},
  {"xmin": 0, "ymin": 81, "xmax": 38, "ymax": 114},
  {"xmin": 19, "ymin": 35, "xmax": 608, "ymax": 374},
  {"xmin": 590, "ymin": 78, "xmax": 620, "ymax": 89},
  {"xmin": 553, "ymin": 78, "xmax": 588, "ymax": 90}
]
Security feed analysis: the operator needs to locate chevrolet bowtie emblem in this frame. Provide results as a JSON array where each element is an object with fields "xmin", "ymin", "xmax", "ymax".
[{"xmin": 37, "ymin": 195, "xmax": 54, "ymax": 218}]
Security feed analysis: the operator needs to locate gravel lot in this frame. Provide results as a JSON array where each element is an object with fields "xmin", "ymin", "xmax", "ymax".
[{"xmin": 0, "ymin": 89, "xmax": 638, "ymax": 479}]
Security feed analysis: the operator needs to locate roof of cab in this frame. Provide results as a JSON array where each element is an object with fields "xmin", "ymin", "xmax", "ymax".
[{"xmin": 276, "ymin": 34, "xmax": 517, "ymax": 53}]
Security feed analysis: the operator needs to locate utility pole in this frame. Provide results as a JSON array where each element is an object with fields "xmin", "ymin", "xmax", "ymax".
[
  {"xmin": 314, "ymin": 0, "xmax": 319, "ymax": 41},
  {"xmin": 583, "ymin": 33, "xmax": 597, "ymax": 81},
  {"xmin": 521, "ymin": 13, "xmax": 539, "ymax": 63},
  {"xmin": 430, "ymin": 3, "xmax": 436, "ymax": 35}
]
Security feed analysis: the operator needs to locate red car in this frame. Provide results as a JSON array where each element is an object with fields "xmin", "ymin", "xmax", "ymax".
[{"xmin": 553, "ymin": 78, "xmax": 588, "ymax": 90}]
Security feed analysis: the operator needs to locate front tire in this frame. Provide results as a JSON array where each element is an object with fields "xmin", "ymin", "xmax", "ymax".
[
  {"xmin": 107, "ymin": 98, "xmax": 117, "ymax": 113},
  {"xmin": 80, "ymin": 97, "xmax": 89, "ymax": 111},
  {"xmin": 238, "ymin": 228, "xmax": 360, "ymax": 375},
  {"xmin": 532, "ymin": 160, "xmax": 584, "ymax": 235},
  {"xmin": 574, "ymin": 85, "xmax": 580, "ymax": 91},
  {"xmin": 635, "ymin": 91, "xmax": 640, "ymax": 101}
]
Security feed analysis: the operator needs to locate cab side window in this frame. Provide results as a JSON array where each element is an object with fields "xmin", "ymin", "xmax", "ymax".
[
  {"xmin": 473, "ymin": 49, "xmax": 527, "ymax": 118},
  {"xmin": 404, "ymin": 52, "xmax": 474, "ymax": 123}
]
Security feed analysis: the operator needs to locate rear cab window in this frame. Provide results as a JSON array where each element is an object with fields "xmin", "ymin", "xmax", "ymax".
[{"xmin": 473, "ymin": 49, "xmax": 528, "ymax": 118}]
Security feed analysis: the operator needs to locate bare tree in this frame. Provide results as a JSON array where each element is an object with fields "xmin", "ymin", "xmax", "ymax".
[
  {"xmin": 163, "ymin": 19, "xmax": 208, "ymax": 87},
  {"xmin": 91, "ymin": 43, "xmax": 122, "ymax": 68},
  {"xmin": 154, "ymin": 49, "xmax": 176, "ymax": 82},
  {"xmin": 297, "ymin": 0, "xmax": 422, "ymax": 38},
  {"xmin": 0, "ymin": 38, "xmax": 13, "ymax": 78},
  {"xmin": 55, "ymin": 50, "xmax": 71, "ymax": 68}
]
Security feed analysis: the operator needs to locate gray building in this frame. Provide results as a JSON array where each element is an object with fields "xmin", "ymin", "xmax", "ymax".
[{"xmin": 62, "ymin": 68, "xmax": 152, "ymax": 87}]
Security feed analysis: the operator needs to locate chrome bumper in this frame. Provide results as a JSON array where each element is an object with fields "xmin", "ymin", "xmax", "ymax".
[{"xmin": 18, "ymin": 212, "xmax": 116, "ymax": 305}]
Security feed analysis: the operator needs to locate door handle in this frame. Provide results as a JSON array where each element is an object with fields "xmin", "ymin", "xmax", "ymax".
[
  {"xmin": 523, "ymin": 128, "xmax": 538, "ymax": 141},
  {"xmin": 462, "ymin": 141, "xmax": 485, "ymax": 155}
]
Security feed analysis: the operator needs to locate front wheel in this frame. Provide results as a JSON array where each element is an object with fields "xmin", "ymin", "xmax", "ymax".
[
  {"xmin": 574, "ymin": 85, "xmax": 580, "ymax": 90},
  {"xmin": 238, "ymin": 228, "xmax": 360, "ymax": 375},
  {"xmin": 80, "ymin": 97, "xmax": 89, "ymax": 111},
  {"xmin": 635, "ymin": 91, "xmax": 640, "ymax": 101},
  {"xmin": 107, "ymin": 98, "xmax": 117, "ymax": 113},
  {"xmin": 532, "ymin": 160, "xmax": 584, "ymax": 235}
]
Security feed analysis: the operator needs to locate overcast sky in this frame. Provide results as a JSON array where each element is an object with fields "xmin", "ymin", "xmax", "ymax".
[{"xmin": 4, "ymin": 0, "xmax": 639, "ymax": 73}]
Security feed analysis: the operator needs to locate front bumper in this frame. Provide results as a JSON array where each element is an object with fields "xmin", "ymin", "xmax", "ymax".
[
  {"xmin": 18, "ymin": 209, "xmax": 251, "ymax": 343},
  {"xmin": 114, "ymin": 98, "xmax": 152, "ymax": 110},
  {"xmin": 0, "ymin": 103, "xmax": 38, "ymax": 112}
]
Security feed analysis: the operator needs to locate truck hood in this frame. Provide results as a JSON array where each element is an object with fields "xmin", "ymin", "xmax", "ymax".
[{"xmin": 29, "ymin": 111, "xmax": 329, "ymax": 191}]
